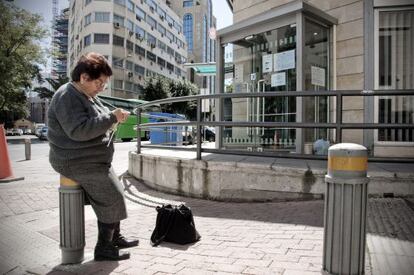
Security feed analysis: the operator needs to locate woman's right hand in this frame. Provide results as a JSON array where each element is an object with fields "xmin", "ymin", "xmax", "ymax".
[{"xmin": 112, "ymin": 108, "xmax": 130, "ymax": 123}]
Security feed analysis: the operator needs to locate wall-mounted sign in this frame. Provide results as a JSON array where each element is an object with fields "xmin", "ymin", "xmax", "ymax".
[
  {"xmin": 271, "ymin": 72, "xmax": 286, "ymax": 87},
  {"xmin": 262, "ymin": 54, "xmax": 273, "ymax": 73},
  {"xmin": 250, "ymin": 73, "xmax": 256, "ymax": 81},
  {"xmin": 274, "ymin": 49, "xmax": 295, "ymax": 71},
  {"xmin": 311, "ymin": 66, "xmax": 326, "ymax": 87}
]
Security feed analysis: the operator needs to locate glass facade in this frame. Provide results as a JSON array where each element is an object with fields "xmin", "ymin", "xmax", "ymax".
[
  {"xmin": 183, "ymin": 14, "xmax": 193, "ymax": 52},
  {"xmin": 376, "ymin": 8, "xmax": 414, "ymax": 143}
]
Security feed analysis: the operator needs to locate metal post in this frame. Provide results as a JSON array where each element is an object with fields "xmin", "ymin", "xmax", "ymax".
[
  {"xmin": 323, "ymin": 143, "xmax": 369, "ymax": 275},
  {"xmin": 137, "ymin": 108, "xmax": 141, "ymax": 154},
  {"xmin": 59, "ymin": 176, "xmax": 85, "ymax": 264},
  {"xmin": 24, "ymin": 138, "xmax": 31, "ymax": 160},
  {"xmin": 336, "ymin": 93, "xmax": 343, "ymax": 143},
  {"xmin": 196, "ymin": 98, "xmax": 202, "ymax": 160}
]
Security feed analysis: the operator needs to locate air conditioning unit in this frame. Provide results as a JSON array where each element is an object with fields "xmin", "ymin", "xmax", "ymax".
[
  {"xmin": 150, "ymin": 6, "xmax": 154, "ymax": 12},
  {"xmin": 168, "ymin": 22, "xmax": 173, "ymax": 27},
  {"xmin": 75, "ymin": 34, "xmax": 79, "ymax": 40},
  {"xmin": 151, "ymin": 26, "xmax": 154, "ymax": 31},
  {"xmin": 160, "ymin": 15, "xmax": 164, "ymax": 20},
  {"xmin": 150, "ymin": 43, "xmax": 156, "ymax": 48},
  {"xmin": 127, "ymin": 71, "xmax": 133, "ymax": 77},
  {"xmin": 129, "ymin": 31, "xmax": 134, "ymax": 36},
  {"xmin": 136, "ymin": 15, "xmax": 141, "ymax": 21},
  {"xmin": 113, "ymin": 22, "xmax": 120, "ymax": 29}
]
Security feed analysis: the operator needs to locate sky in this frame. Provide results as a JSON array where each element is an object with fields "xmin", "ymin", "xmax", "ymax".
[{"xmin": 11, "ymin": 0, "xmax": 233, "ymax": 73}]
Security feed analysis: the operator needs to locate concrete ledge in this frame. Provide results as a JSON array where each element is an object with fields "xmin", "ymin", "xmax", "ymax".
[{"xmin": 128, "ymin": 151, "xmax": 414, "ymax": 202}]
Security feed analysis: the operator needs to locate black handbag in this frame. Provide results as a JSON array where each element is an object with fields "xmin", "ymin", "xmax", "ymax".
[{"xmin": 150, "ymin": 204, "xmax": 201, "ymax": 246}]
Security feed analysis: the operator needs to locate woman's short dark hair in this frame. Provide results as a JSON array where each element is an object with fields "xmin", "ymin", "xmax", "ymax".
[{"xmin": 71, "ymin": 52, "xmax": 112, "ymax": 81}]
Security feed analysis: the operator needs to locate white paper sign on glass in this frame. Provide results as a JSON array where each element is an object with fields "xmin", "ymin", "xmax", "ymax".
[
  {"xmin": 274, "ymin": 49, "xmax": 295, "ymax": 71},
  {"xmin": 262, "ymin": 54, "xmax": 273, "ymax": 73},
  {"xmin": 271, "ymin": 72, "xmax": 286, "ymax": 87},
  {"xmin": 311, "ymin": 66, "xmax": 326, "ymax": 87}
]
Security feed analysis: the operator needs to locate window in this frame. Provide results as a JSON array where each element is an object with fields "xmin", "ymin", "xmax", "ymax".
[
  {"xmin": 157, "ymin": 7, "xmax": 166, "ymax": 19},
  {"xmin": 183, "ymin": 14, "xmax": 193, "ymax": 52},
  {"xmin": 134, "ymin": 84, "xmax": 143, "ymax": 94},
  {"xmin": 157, "ymin": 57, "xmax": 166, "ymax": 67},
  {"xmin": 146, "ymin": 15, "xmax": 157, "ymax": 29},
  {"xmin": 114, "ymin": 79, "xmax": 123, "ymax": 89},
  {"xmin": 166, "ymin": 14, "xmax": 174, "ymax": 27},
  {"xmin": 125, "ymin": 81, "xmax": 133, "ymax": 91},
  {"xmin": 136, "ymin": 7, "xmax": 146, "ymax": 21},
  {"xmin": 166, "ymin": 62, "xmax": 174, "ymax": 71},
  {"xmin": 175, "ymin": 67, "xmax": 181, "ymax": 76},
  {"xmin": 134, "ymin": 64, "xmax": 145, "ymax": 75},
  {"xmin": 126, "ymin": 60, "xmax": 133, "ymax": 71},
  {"xmin": 112, "ymin": 57, "xmax": 124, "ymax": 68},
  {"xmin": 167, "ymin": 46, "xmax": 174, "ymax": 57},
  {"xmin": 113, "ymin": 14, "xmax": 124, "ymax": 27},
  {"xmin": 126, "ymin": 19, "xmax": 134, "ymax": 32},
  {"xmin": 114, "ymin": 0, "xmax": 125, "ymax": 7},
  {"xmin": 147, "ymin": 0, "xmax": 157, "ymax": 12},
  {"xmin": 158, "ymin": 40, "xmax": 166, "ymax": 51},
  {"xmin": 113, "ymin": 35, "xmax": 124, "ymax": 47},
  {"xmin": 126, "ymin": 40, "xmax": 134, "ymax": 51},
  {"xmin": 127, "ymin": 0, "xmax": 134, "ymax": 12},
  {"xmin": 158, "ymin": 24, "xmax": 166, "ymax": 36},
  {"xmin": 84, "ymin": 34, "xmax": 91, "ymax": 47},
  {"xmin": 174, "ymin": 23, "xmax": 182, "ymax": 34},
  {"xmin": 135, "ymin": 25, "xmax": 145, "ymax": 40},
  {"xmin": 94, "ymin": 33, "xmax": 110, "ymax": 44},
  {"xmin": 147, "ymin": 51, "xmax": 156, "ymax": 62},
  {"xmin": 135, "ymin": 44, "xmax": 146, "ymax": 57},
  {"xmin": 183, "ymin": 0, "xmax": 193, "ymax": 7},
  {"xmin": 95, "ymin": 12, "xmax": 110, "ymax": 23},
  {"xmin": 147, "ymin": 33, "xmax": 156, "ymax": 47},
  {"xmin": 376, "ymin": 8, "xmax": 414, "ymax": 142},
  {"xmin": 166, "ymin": 31, "xmax": 174, "ymax": 42},
  {"xmin": 84, "ymin": 13, "xmax": 92, "ymax": 26},
  {"xmin": 202, "ymin": 15, "xmax": 207, "ymax": 62},
  {"xmin": 85, "ymin": 0, "xmax": 92, "ymax": 6}
]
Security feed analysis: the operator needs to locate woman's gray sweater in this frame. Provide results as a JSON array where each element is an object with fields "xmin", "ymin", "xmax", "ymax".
[{"xmin": 48, "ymin": 83, "xmax": 118, "ymax": 168}]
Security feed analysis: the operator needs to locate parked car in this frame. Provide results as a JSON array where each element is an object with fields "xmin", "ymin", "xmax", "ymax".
[
  {"xmin": 203, "ymin": 126, "xmax": 215, "ymax": 142},
  {"xmin": 6, "ymin": 129, "xmax": 13, "ymax": 136},
  {"xmin": 23, "ymin": 128, "xmax": 32, "ymax": 135},
  {"xmin": 39, "ymin": 126, "xmax": 48, "ymax": 140},
  {"xmin": 12, "ymin": 128, "xmax": 23, "ymax": 136},
  {"xmin": 34, "ymin": 124, "xmax": 45, "ymax": 136}
]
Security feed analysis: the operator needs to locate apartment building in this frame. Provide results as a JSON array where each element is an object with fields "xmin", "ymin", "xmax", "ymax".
[
  {"xmin": 68, "ymin": 0, "xmax": 188, "ymax": 98},
  {"xmin": 169, "ymin": 0, "xmax": 217, "ymax": 95},
  {"xmin": 52, "ymin": 8, "xmax": 69, "ymax": 78}
]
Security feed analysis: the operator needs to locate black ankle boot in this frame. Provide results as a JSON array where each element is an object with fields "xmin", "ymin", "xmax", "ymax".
[
  {"xmin": 94, "ymin": 221, "xmax": 130, "ymax": 261},
  {"xmin": 113, "ymin": 221, "xmax": 139, "ymax": 248}
]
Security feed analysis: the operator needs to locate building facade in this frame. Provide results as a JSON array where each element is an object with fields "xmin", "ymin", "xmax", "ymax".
[
  {"xmin": 52, "ymin": 8, "xmax": 69, "ymax": 79},
  {"xmin": 68, "ymin": 0, "xmax": 188, "ymax": 99},
  {"xmin": 216, "ymin": 0, "xmax": 413, "ymax": 157},
  {"xmin": 168, "ymin": 0, "xmax": 217, "ymax": 96}
]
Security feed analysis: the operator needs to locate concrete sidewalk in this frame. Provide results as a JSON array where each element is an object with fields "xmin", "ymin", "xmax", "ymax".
[{"xmin": 0, "ymin": 143, "xmax": 413, "ymax": 274}]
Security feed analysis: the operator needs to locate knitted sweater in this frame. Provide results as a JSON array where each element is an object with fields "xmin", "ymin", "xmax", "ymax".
[{"xmin": 48, "ymin": 83, "xmax": 118, "ymax": 167}]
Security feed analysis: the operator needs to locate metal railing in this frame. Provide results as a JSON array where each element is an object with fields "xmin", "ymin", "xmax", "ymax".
[{"xmin": 135, "ymin": 90, "xmax": 414, "ymax": 162}]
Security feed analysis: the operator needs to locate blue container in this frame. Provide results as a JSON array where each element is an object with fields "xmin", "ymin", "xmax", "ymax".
[{"xmin": 148, "ymin": 112, "xmax": 185, "ymax": 146}]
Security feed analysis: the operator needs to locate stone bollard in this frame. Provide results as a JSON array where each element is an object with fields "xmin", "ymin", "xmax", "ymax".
[
  {"xmin": 322, "ymin": 143, "xmax": 369, "ymax": 275},
  {"xmin": 59, "ymin": 176, "xmax": 85, "ymax": 264},
  {"xmin": 24, "ymin": 138, "xmax": 31, "ymax": 160}
]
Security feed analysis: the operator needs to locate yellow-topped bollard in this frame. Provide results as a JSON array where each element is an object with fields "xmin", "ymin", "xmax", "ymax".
[
  {"xmin": 59, "ymin": 175, "xmax": 85, "ymax": 264},
  {"xmin": 323, "ymin": 143, "xmax": 369, "ymax": 275}
]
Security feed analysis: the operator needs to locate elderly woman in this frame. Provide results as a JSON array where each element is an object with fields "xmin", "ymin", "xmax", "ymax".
[{"xmin": 48, "ymin": 52, "xmax": 138, "ymax": 261}]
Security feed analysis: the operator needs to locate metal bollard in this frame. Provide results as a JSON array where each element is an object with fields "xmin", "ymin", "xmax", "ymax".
[
  {"xmin": 59, "ymin": 176, "xmax": 85, "ymax": 264},
  {"xmin": 323, "ymin": 143, "xmax": 369, "ymax": 275},
  {"xmin": 24, "ymin": 138, "xmax": 31, "ymax": 160}
]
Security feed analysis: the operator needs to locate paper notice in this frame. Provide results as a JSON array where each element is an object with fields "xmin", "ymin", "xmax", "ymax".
[
  {"xmin": 271, "ymin": 72, "xmax": 286, "ymax": 87},
  {"xmin": 274, "ymin": 49, "xmax": 295, "ymax": 71},
  {"xmin": 311, "ymin": 66, "xmax": 326, "ymax": 87}
]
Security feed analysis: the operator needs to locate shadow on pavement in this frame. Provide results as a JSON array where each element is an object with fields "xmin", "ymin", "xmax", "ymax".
[
  {"xmin": 121, "ymin": 174, "xmax": 325, "ymax": 228},
  {"xmin": 47, "ymin": 260, "xmax": 119, "ymax": 275}
]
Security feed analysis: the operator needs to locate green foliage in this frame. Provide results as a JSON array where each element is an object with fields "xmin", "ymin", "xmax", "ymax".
[
  {"xmin": 0, "ymin": 2, "xmax": 46, "ymax": 124},
  {"xmin": 34, "ymin": 75, "xmax": 69, "ymax": 99},
  {"xmin": 142, "ymin": 76, "xmax": 199, "ymax": 119}
]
